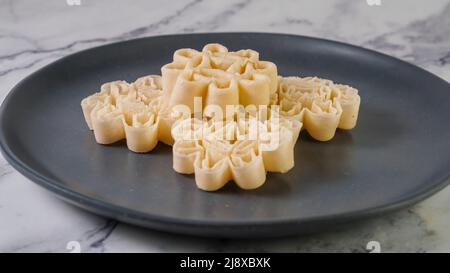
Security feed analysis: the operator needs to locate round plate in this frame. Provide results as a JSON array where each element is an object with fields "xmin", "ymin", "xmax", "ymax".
[{"xmin": 1, "ymin": 33, "xmax": 450, "ymax": 238}]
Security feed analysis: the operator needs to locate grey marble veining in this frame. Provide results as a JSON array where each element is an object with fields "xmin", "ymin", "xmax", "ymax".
[{"xmin": 0, "ymin": 0, "xmax": 449, "ymax": 253}]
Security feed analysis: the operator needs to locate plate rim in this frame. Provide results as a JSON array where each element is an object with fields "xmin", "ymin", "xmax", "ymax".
[{"xmin": 1, "ymin": 32, "xmax": 450, "ymax": 234}]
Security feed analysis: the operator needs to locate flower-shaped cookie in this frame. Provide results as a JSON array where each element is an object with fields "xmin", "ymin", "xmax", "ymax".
[
  {"xmin": 81, "ymin": 75, "xmax": 188, "ymax": 153},
  {"xmin": 278, "ymin": 76, "xmax": 360, "ymax": 141},
  {"xmin": 161, "ymin": 43, "xmax": 278, "ymax": 113},
  {"xmin": 171, "ymin": 115, "xmax": 302, "ymax": 191}
]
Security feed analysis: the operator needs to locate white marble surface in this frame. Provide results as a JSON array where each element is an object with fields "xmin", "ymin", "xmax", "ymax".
[{"xmin": 0, "ymin": 0, "xmax": 449, "ymax": 253}]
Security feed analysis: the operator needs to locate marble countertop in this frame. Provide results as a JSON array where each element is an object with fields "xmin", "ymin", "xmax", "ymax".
[{"xmin": 1, "ymin": 0, "xmax": 449, "ymax": 253}]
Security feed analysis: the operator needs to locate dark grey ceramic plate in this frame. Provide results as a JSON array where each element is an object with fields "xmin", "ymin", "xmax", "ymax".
[{"xmin": 1, "ymin": 33, "xmax": 450, "ymax": 238}]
